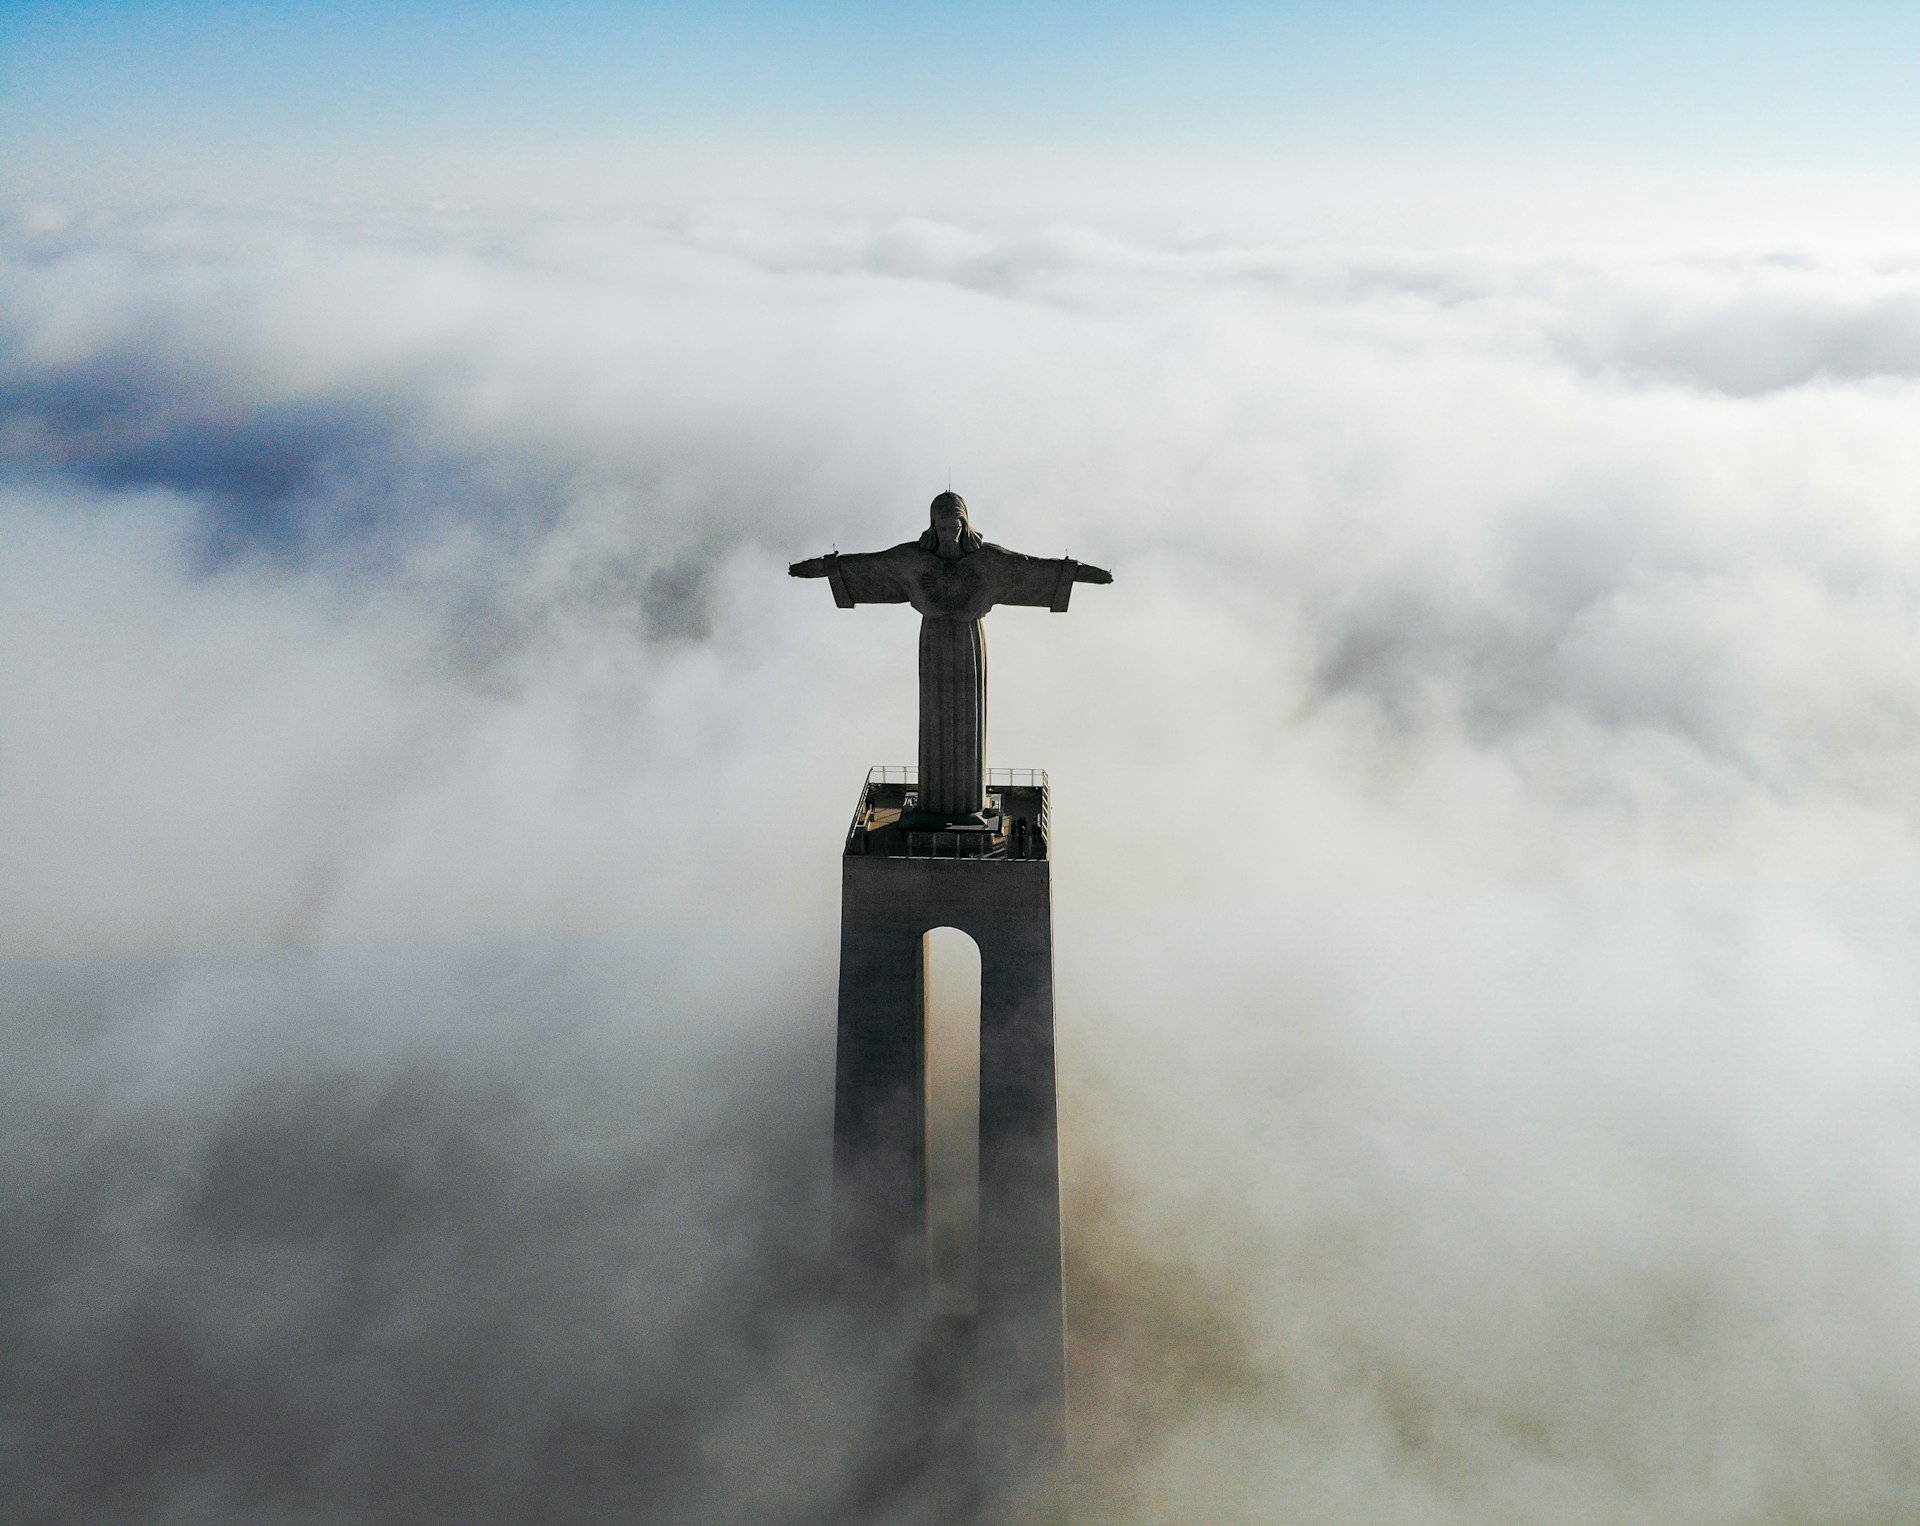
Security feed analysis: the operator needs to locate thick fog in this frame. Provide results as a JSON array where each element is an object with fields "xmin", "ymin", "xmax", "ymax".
[{"xmin": 9, "ymin": 202, "xmax": 1920, "ymax": 1522}]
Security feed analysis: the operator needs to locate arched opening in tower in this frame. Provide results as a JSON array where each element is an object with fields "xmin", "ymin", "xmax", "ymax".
[{"xmin": 922, "ymin": 925, "xmax": 980, "ymax": 1316}]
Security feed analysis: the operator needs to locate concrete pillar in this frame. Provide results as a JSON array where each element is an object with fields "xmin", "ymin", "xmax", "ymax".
[{"xmin": 833, "ymin": 848, "xmax": 1065, "ymax": 1519}]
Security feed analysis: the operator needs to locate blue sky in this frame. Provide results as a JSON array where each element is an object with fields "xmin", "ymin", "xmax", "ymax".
[
  {"xmin": 7, "ymin": 2, "xmax": 1919, "ymax": 164},
  {"xmin": 3, "ymin": 0, "xmax": 1918, "ymax": 215}
]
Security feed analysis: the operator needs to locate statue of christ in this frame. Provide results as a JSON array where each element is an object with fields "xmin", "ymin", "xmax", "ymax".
[{"xmin": 790, "ymin": 492, "xmax": 1112, "ymax": 822}]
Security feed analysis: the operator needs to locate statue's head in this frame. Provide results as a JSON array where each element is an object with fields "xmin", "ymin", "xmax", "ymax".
[{"xmin": 921, "ymin": 491, "xmax": 984, "ymax": 558}]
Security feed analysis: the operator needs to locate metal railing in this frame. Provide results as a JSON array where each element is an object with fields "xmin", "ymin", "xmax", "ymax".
[
  {"xmin": 858, "ymin": 765, "xmax": 1051, "ymax": 790},
  {"xmin": 846, "ymin": 766, "xmax": 1051, "ymax": 860}
]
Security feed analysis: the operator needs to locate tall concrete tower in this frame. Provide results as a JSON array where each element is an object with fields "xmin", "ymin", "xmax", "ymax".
[
  {"xmin": 835, "ymin": 768, "xmax": 1062, "ymax": 1513},
  {"xmin": 791, "ymin": 492, "xmax": 1110, "ymax": 1518}
]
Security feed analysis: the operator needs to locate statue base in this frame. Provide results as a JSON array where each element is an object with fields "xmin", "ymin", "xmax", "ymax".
[
  {"xmin": 897, "ymin": 807, "xmax": 1001, "ymax": 833},
  {"xmin": 833, "ymin": 765, "xmax": 1065, "ymax": 1521}
]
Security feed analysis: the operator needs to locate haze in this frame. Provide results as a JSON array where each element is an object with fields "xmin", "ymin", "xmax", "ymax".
[{"xmin": 8, "ymin": 4, "xmax": 1920, "ymax": 1520}]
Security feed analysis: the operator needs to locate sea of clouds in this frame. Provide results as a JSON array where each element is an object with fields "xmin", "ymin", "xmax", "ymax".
[{"xmin": 9, "ymin": 199, "xmax": 1920, "ymax": 1522}]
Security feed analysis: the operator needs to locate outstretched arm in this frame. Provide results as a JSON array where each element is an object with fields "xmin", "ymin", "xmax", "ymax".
[
  {"xmin": 980, "ymin": 546, "xmax": 1114, "ymax": 612},
  {"xmin": 788, "ymin": 548, "xmax": 912, "ymax": 608}
]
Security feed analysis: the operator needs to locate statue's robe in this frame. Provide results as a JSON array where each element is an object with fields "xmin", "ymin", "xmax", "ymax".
[{"xmin": 820, "ymin": 541, "xmax": 1091, "ymax": 819}]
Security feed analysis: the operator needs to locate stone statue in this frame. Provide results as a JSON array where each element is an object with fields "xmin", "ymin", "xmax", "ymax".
[{"xmin": 791, "ymin": 492, "xmax": 1112, "ymax": 823}]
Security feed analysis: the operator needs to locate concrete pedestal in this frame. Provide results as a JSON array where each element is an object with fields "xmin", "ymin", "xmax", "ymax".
[{"xmin": 833, "ymin": 772, "xmax": 1065, "ymax": 1518}]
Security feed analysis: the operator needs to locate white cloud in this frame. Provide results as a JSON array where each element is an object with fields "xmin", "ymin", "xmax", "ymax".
[{"xmin": 9, "ymin": 200, "xmax": 1920, "ymax": 1519}]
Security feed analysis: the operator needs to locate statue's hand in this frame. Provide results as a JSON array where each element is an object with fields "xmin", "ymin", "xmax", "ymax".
[
  {"xmin": 789, "ymin": 557, "xmax": 829, "ymax": 578},
  {"xmin": 1072, "ymin": 561, "xmax": 1113, "ymax": 585}
]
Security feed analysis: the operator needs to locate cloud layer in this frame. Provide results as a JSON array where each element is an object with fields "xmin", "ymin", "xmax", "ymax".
[{"xmin": 9, "ymin": 202, "xmax": 1920, "ymax": 1520}]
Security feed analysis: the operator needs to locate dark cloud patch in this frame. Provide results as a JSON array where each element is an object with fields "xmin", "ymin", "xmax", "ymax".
[
  {"xmin": 85, "ymin": 397, "xmax": 405, "ymax": 565},
  {"xmin": 0, "ymin": 339, "xmax": 466, "ymax": 575},
  {"xmin": 0, "ymin": 946, "xmax": 894, "ymax": 1525},
  {"xmin": 640, "ymin": 554, "xmax": 720, "ymax": 643}
]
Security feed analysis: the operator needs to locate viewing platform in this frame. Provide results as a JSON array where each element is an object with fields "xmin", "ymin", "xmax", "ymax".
[{"xmin": 845, "ymin": 766, "xmax": 1050, "ymax": 860}]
